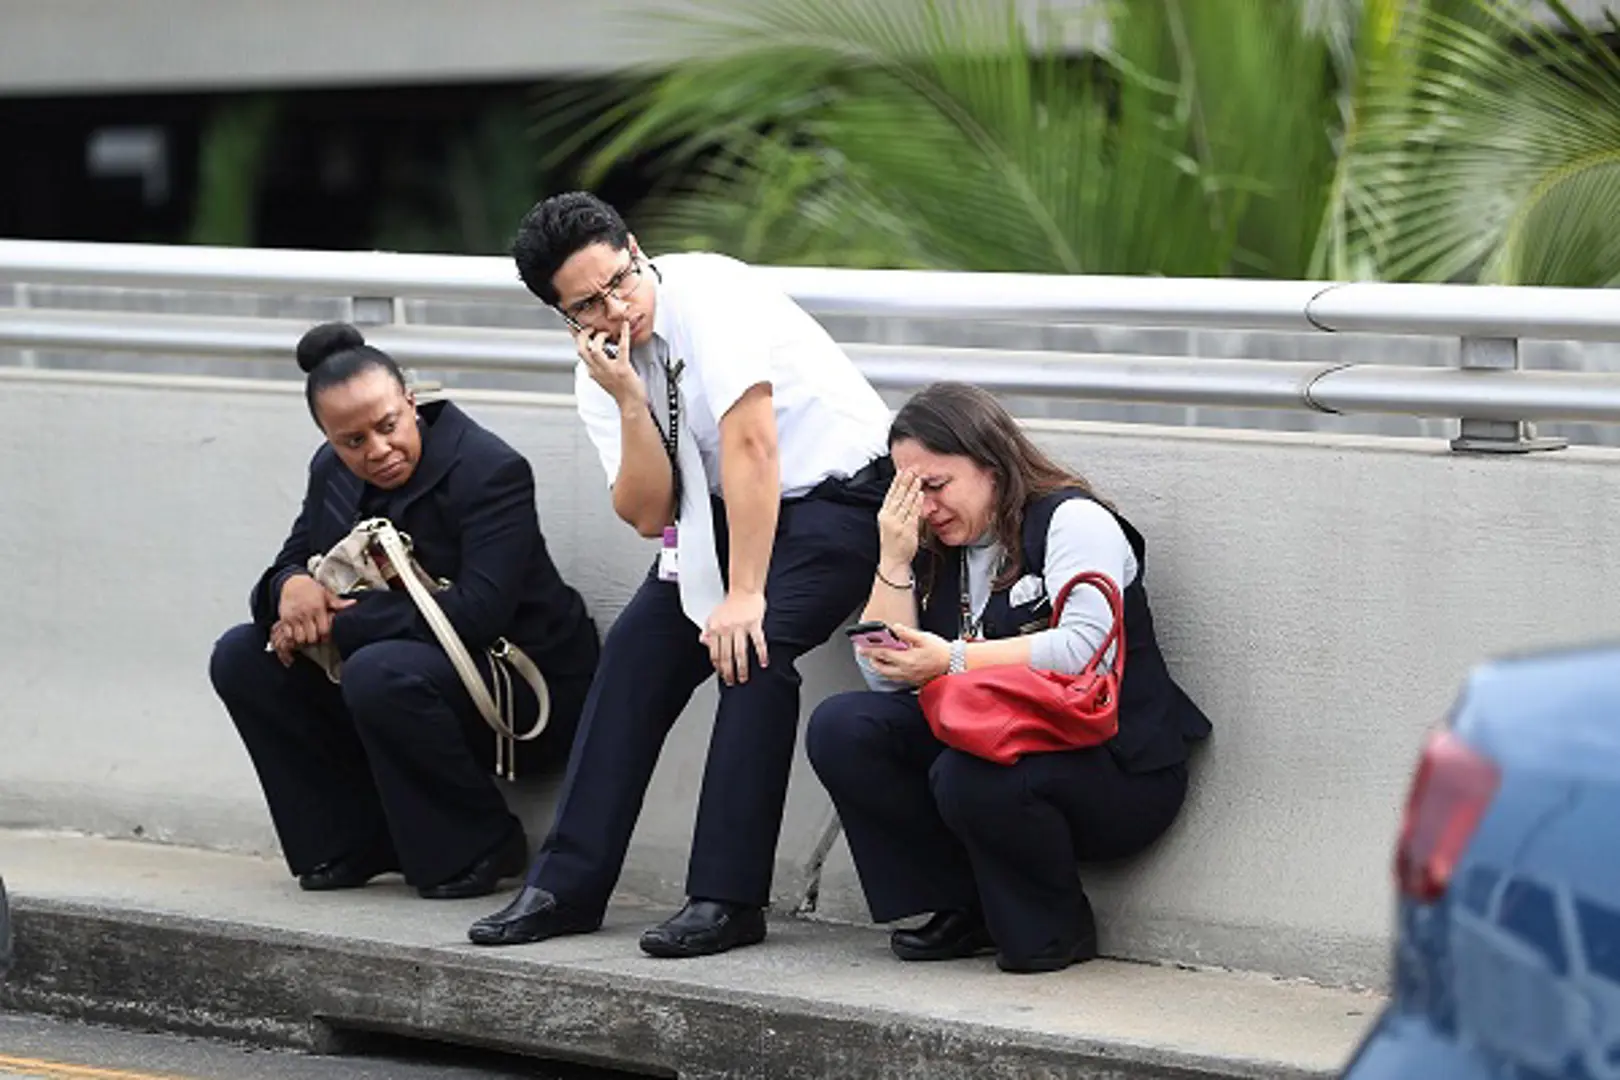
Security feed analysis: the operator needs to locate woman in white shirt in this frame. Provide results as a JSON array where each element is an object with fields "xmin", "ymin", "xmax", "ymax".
[{"xmin": 806, "ymin": 382, "xmax": 1211, "ymax": 973}]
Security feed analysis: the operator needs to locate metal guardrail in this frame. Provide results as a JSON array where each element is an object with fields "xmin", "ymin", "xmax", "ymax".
[{"xmin": 2, "ymin": 239, "xmax": 1618, "ymax": 451}]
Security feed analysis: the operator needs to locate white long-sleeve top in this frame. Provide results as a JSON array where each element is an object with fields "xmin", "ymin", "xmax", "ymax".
[{"xmin": 857, "ymin": 499, "xmax": 1137, "ymax": 693}]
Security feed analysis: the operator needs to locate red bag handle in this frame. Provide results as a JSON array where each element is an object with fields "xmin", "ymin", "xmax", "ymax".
[{"xmin": 1046, "ymin": 571, "xmax": 1125, "ymax": 682}]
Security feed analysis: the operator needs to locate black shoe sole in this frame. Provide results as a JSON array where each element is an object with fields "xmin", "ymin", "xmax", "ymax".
[
  {"xmin": 419, "ymin": 880, "xmax": 504, "ymax": 901},
  {"xmin": 418, "ymin": 834, "xmax": 529, "ymax": 900},
  {"xmin": 890, "ymin": 935, "xmax": 997, "ymax": 962},
  {"xmin": 638, "ymin": 915, "xmax": 767, "ymax": 959},
  {"xmin": 995, "ymin": 937, "xmax": 1099, "ymax": 973},
  {"xmin": 467, "ymin": 916, "xmax": 599, "ymax": 947},
  {"xmin": 298, "ymin": 867, "xmax": 398, "ymax": 892}
]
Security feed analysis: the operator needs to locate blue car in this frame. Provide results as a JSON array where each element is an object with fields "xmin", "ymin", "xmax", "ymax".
[{"xmin": 1344, "ymin": 645, "xmax": 1620, "ymax": 1080}]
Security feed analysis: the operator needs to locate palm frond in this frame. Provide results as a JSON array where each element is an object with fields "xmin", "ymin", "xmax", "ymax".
[
  {"xmin": 558, "ymin": 0, "xmax": 1347, "ymax": 277},
  {"xmin": 1342, "ymin": 0, "xmax": 1620, "ymax": 285}
]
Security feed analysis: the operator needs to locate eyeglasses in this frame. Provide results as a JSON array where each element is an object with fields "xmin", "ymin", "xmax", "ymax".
[{"xmin": 560, "ymin": 257, "xmax": 645, "ymax": 325}]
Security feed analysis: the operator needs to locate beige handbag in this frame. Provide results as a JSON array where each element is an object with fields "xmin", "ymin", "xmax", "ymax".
[{"xmin": 297, "ymin": 517, "xmax": 549, "ymax": 780}]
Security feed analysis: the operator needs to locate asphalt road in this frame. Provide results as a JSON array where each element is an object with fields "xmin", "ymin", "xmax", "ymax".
[{"xmin": 0, "ymin": 1014, "xmax": 637, "ymax": 1080}]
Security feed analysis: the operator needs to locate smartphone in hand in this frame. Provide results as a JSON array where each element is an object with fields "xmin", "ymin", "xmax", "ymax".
[
  {"xmin": 562, "ymin": 313, "xmax": 620, "ymax": 358},
  {"xmin": 844, "ymin": 620, "xmax": 911, "ymax": 651}
]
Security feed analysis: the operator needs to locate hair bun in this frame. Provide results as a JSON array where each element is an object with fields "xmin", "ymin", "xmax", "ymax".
[{"xmin": 295, "ymin": 322, "xmax": 366, "ymax": 374}]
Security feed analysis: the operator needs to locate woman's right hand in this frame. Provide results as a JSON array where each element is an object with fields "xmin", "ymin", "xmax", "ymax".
[
  {"xmin": 277, "ymin": 574, "xmax": 354, "ymax": 651},
  {"xmin": 877, "ymin": 467, "xmax": 924, "ymax": 570}
]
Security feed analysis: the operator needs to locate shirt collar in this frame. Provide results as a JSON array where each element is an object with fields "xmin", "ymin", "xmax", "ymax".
[{"xmin": 649, "ymin": 256, "xmax": 673, "ymax": 347}]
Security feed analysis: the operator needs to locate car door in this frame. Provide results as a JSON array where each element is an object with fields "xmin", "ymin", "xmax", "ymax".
[{"xmin": 1452, "ymin": 872, "xmax": 1588, "ymax": 1076}]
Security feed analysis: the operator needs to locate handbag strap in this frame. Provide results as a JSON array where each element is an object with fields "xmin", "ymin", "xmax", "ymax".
[
  {"xmin": 363, "ymin": 520, "xmax": 551, "ymax": 762},
  {"xmin": 1046, "ymin": 570, "xmax": 1126, "ymax": 679}
]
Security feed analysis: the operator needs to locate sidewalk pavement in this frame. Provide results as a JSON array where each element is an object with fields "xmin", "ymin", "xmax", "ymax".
[{"xmin": 0, "ymin": 830, "xmax": 1379, "ymax": 1079}]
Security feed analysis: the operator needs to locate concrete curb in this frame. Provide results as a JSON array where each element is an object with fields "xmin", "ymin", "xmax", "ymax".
[{"xmin": 2, "ymin": 899, "xmax": 1331, "ymax": 1080}]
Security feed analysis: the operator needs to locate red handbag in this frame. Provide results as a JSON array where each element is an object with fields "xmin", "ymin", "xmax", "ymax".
[{"xmin": 918, "ymin": 571, "xmax": 1125, "ymax": 766}]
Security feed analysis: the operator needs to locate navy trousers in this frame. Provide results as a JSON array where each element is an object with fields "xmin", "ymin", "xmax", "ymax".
[
  {"xmin": 527, "ymin": 495, "xmax": 878, "ymax": 913},
  {"xmin": 210, "ymin": 624, "xmax": 588, "ymax": 887},
  {"xmin": 806, "ymin": 690, "xmax": 1188, "ymax": 966}
]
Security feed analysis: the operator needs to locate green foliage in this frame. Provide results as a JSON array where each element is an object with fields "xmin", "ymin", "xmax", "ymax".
[
  {"xmin": 557, "ymin": 0, "xmax": 1620, "ymax": 287},
  {"xmin": 1342, "ymin": 0, "xmax": 1620, "ymax": 285},
  {"xmin": 558, "ymin": 0, "xmax": 1342, "ymax": 276},
  {"xmin": 188, "ymin": 96, "xmax": 279, "ymax": 247},
  {"xmin": 374, "ymin": 102, "xmax": 546, "ymax": 255}
]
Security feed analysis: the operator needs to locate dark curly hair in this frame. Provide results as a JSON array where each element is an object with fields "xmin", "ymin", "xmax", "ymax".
[{"xmin": 511, "ymin": 191, "xmax": 631, "ymax": 306}]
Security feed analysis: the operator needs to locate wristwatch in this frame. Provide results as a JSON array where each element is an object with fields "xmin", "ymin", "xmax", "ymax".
[{"xmin": 948, "ymin": 638, "xmax": 967, "ymax": 675}]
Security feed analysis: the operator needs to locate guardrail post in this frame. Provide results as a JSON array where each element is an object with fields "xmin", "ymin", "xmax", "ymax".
[
  {"xmin": 350, "ymin": 294, "xmax": 443, "ymax": 402},
  {"xmin": 348, "ymin": 295, "xmax": 398, "ymax": 327},
  {"xmin": 11, "ymin": 283, "xmax": 37, "ymax": 369},
  {"xmin": 1450, "ymin": 337, "xmax": 1567, "ymax": 453}
]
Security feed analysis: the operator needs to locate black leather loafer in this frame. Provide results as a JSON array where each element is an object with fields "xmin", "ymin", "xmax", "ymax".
[
  {"xmin": 889, "ymin": 910, "xmax": 995, "ymax": 962},
  {"xmin": 995, "ymin": 934, "xmax": 1099, "ymax": 973},
  {"xmin": 467, "ymin": 886, "xmax": 601, "ymax": 946},
  {"xmin": 638, "ymin": 898, "xmax": 767, "ymax": 958},
  {"xmin": 996, "ymin": 897, "xmax": 1100, "ymax": 973},
  {"xmin": 418, "ymin": 828, "xmax": 528, "ymax": 900},
  {"xmin": 298, "ymin": 850, "xmax": 400, "ymax": 892}
]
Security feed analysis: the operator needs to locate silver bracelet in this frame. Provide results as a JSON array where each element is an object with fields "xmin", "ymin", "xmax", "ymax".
[{"xmin": 948, "ymin": 638, "xmax": 967, "ymax": 675}]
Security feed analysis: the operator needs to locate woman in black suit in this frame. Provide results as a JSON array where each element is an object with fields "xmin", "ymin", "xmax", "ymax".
[
  {"xmin": 807, "ymin": 383, "xmax": 1209, "ymax": 972},
  {"xmin": 210, "ymin": 322, "xmax": 598, "ymax": 899}
]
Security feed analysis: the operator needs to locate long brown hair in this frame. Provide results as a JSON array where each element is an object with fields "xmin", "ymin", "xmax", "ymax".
[{"xmin": 889, "ymin": 381, "xmax": 1107, "ymax": 590}]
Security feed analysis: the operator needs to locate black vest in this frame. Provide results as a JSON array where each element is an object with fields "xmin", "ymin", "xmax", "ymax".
[{"xmin": 916, "ymin": 489, "xmax": 1211, "ymax": 773}]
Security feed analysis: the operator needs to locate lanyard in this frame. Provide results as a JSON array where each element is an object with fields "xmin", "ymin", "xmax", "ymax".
[
  {"xmin": 958, "ymin": 556, "xmax": 984, "ymax": 641},
  {"xmin": 649, "ymin": 350, "xmax": 684, "ymax": 505}
]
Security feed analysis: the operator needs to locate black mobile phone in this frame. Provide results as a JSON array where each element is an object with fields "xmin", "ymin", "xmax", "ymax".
[{"xmin": 562, "ymin": 313, "xmax": 620, "ymax": 358}]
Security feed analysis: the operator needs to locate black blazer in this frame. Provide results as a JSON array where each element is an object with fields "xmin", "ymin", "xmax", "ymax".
[{"xmin": 249, "ymin": 400, "xmax": 596, "ymax": 678}]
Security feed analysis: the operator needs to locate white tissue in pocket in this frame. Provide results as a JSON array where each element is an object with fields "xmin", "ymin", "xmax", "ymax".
[{"xmin": 1008, "ymin": 573, "xmax": 1045, "ymax": 608}]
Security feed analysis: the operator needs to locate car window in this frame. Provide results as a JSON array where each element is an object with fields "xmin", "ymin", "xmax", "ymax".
[
  {"xmin": 1459, "ymin": 865, "xmax": 1501, "ymax": 916},
  {"xmin": 1575, "ymin": 896, "xmax": 1620, "ymax": 986},
  {"xmin": 1499, "ymin": 879, "xmax": 1570, "ymax": 978}
]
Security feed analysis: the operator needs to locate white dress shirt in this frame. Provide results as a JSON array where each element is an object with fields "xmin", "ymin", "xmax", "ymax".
[
  {"xmin": 576, "ymin": 252, "xmax": 890, "ymax": 500},
  {"xmin": 576, "ymin": 252, "xmax": 891, "ymax": 626}
]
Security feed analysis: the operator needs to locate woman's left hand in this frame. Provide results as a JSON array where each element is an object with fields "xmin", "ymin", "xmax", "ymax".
[
  {"xmin": 861, "ymin": 624, "xmax": 951, "ymax": 687},
  {"xmin": 268, "ymin": 620, "xmax": 299, "ymax": 666}
]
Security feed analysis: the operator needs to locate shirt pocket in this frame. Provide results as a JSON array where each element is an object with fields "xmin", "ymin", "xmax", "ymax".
[{"xmin": 1008, "ymin": 572, "xmax": 1045, "ymax": 607}]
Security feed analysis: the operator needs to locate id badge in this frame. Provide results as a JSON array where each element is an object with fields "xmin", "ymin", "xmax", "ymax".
[{"xmin": 658, "ymin": 525, "xmax": 680, "ymax": 582}]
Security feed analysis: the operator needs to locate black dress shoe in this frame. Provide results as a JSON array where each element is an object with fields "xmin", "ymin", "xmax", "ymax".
[
  {"xmin": 890, "ymin": 911, "xmax": 995, "ymax": 962},
  {"xmin": 996, "ymin": 895, "xmax": 1100, "ymax": 973},
  {"xmin": 467, "ymin": 886, "xmax": 601, "ymax": 946},
  {"xmin": 638, "ymin": 898, "xmax": 766, "ymax": 959},
  {"xmin": 298, "ymin": 850, "xmax": 400, "ymax": 892},
  {"xmin": 418, "ymin": 828, "xmax": 528, "ymax": 900}
]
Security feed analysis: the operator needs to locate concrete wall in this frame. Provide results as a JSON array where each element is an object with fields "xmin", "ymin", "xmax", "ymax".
[{"xmin": 4, "ymin": 367, "xmax": 1620, "ymax": 989}]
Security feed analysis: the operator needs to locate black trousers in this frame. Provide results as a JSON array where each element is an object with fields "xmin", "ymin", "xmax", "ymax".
[
  {"xmin": 806, "ymin": 690, "xmax": 1188, "ymax": 966},
  {"xmin": 210, "ymin": 623, "xmax": 589, "ymax": 887},
  {"xmin": 527, "ymin": 495, "xmax": 878, "ymax": 914}
]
